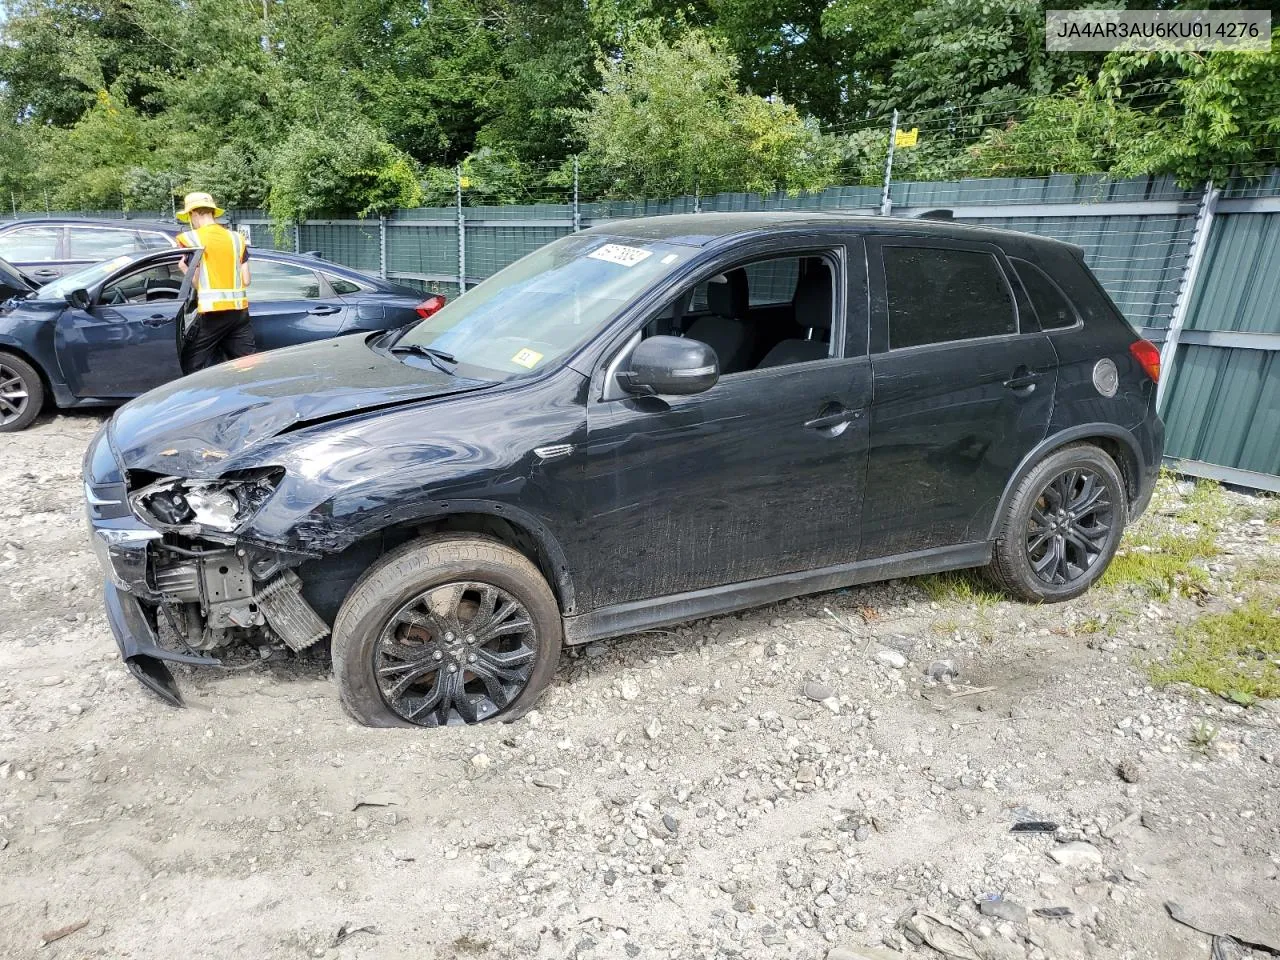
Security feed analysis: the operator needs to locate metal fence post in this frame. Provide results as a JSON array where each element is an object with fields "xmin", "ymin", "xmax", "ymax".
[
  {"xmin": 880, "ymin": 109, "xmax": 899, "ymax": 217},
  {"xmin": 572, "ymin": 157, "xmax": 581, "ymax": 233},
  {"xmin": 456, "ymin": 165, "xmax": 466, "ymax": 293},
  {"xmin": 693, "ymin": 180, "xmax": 701, "ymax": 215},
  {"xmin": 378, "ymin": 215, "xmax": 388, "ymax": 279},
  {"xmin": 293, "ymin": 222, "xmax": 301, "ymax": 253},
  {"xmin": 1157, "ymin": 179, "xmax": 1219, "ymax": 413}
]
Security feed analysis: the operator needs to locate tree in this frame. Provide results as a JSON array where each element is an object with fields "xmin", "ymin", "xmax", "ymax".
[
  {"xmin": 577, "ymin": 30, "xmax": 836, "ymax": 198},
  {"xmin": 964, "ymin": 35, "xmax": 1280, "ymax": 182},
  {"xmin": 267, "ymin": 121, "xmax": 423, "ymax": 227}
]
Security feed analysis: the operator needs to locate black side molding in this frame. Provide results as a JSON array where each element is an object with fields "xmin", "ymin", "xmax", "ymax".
[{"xmin": 563, "ymin": 541, "xmax": 992, "ymax": 645}]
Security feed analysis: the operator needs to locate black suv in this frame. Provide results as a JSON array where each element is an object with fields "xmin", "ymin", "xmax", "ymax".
[{"xmin": 85, "ymin": 213, "xmax": 1164, "ymax": 726}]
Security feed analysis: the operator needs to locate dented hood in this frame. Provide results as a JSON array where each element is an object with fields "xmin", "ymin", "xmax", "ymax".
[{"xmin": 110, "ymin": 334, "xmax": 492, "ymax": 475}]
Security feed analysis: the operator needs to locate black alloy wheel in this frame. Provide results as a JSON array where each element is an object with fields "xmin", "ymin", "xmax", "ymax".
[
  {"xmin": 986, "ymin": 444, "xmax": 1127, "ymax": 602},
  {"xmin": 1025, "ymin": 467, "xmax": 1116, "ymax": 586},
  {"xmin": 374, "ymin": 580, "xmax": 537, "ymax": 726}
]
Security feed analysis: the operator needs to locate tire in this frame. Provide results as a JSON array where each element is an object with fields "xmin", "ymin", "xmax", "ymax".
[
  {"xmin": 0, "ymin": 352, "xmax": 44, "ymax": 433},
  {"xmin": 987, "ymin": 444, "xmax": 1127, "ymax": 603},
  {"xmin": 331, "ymin": 534, "xmax": 562, "ymax": 728}
]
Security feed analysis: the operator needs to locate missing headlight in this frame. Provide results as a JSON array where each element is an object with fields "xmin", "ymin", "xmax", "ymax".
[{"xmin": 133, "ymin": 469, "xmax": 283, "ymax": 533}]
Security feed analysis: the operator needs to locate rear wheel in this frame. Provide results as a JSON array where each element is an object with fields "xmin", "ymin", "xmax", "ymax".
[
  {"xmin": 987, "ymin": 444, "xmax": 1126, "ymax": 602},
  {"xmin": 331, "ymin": 535, "xmax": 562, "ymax": 728},
  {"xmin": 0, "ymin": 352, "xmax": 43, "ymax": 432}
]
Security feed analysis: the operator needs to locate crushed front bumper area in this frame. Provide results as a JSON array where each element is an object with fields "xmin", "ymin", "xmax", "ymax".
[
  {"xmin": 103, "ymin": 581, "xmax": 219, "ymax": 706},
  {"xmin": 90, "ymin": 516, "xmax": 330, "ymax": 707}
]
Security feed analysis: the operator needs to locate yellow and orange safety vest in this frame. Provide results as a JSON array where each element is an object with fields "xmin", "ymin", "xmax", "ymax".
[{"xmin": 175, "ymin": 224, "xmax": 249, "ymax": 313}]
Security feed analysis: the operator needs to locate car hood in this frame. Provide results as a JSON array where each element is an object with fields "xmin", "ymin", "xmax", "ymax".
[{"xmin": 110, "ymin": 334, "xmax": 494, "ymax": 476}]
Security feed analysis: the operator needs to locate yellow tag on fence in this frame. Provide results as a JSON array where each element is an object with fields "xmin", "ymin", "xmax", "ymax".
[{"xmin": 895, "ymin": 127, "xmax": 919, "ymax": 148}]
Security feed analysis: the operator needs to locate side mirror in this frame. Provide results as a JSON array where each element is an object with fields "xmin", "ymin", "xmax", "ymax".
[
  {"xmin": 617, "ymin": 335, "xmax": 718, "ymax": 397},
  {"xmin": 66, "ymin": 288, "xmax": 92, "ymax": 311}
]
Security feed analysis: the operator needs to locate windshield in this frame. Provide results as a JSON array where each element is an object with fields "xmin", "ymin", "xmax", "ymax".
[
  {"xmin": 393, "ymin": 234, "xmax": 687, "ymax": 380},
  {"xmin": 34, "ymin": 254, "xmax": 140, "ymax": 300}
]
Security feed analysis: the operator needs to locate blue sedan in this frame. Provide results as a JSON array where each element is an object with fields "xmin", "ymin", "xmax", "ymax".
[{"xmin": 0, "ymin": 247, "xmax": 442, "ymax": 431}]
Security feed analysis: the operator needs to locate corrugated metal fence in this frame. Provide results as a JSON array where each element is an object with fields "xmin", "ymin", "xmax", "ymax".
[{"xmin": 5, "ymin": 173, "xmax": 1276, "ymax": 489}]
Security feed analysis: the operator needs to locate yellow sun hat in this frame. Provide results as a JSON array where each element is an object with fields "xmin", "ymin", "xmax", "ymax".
[{"xmin": 175, "ymin": 191, "xmax": 225, "ymax": 222}]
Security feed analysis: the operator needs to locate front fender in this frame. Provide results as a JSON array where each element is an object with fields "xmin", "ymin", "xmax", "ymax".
[{"xmin": 0, "ymin": 318, "xmax": 73, "ymax": 406}]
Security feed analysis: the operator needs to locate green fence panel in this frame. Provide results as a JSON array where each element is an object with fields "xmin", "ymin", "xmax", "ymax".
[{"xmin": 1163, "ymin": 344, "xmax": 1280, "ymax": 480}]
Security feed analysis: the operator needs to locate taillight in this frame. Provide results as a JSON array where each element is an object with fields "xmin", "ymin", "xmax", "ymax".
[
  {"xmin": 415, "ymin": 295, "xmax": 446, "ymax": 319},
  {"xmin": 1129, "ymin": 339, "xmax": 1161, "ymax": 382}
]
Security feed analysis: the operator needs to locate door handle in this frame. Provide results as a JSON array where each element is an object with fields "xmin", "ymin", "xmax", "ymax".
[
  {"xmin": 804, "ymin": 406, "xmax": 862, "ymax": 431},
  {"xmin": 309, "ymin": 305, "xmax": 341, "ymax": 316},
  {"xmin": 1003, "ymin": 367, "xmax": 1040, "ymax": 394},
  {"xmin": 143, "ymin": 314, "xmax": 173, "ymax": 327},
  {"xmin": 32, "ymin": 269, "xmax": 59, "ymax": 277}
]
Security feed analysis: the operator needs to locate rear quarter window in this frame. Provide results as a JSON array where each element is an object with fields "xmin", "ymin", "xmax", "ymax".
[{"xmin": 1011, "ymin": 257, "xmax": 1079, "ymax": 330}]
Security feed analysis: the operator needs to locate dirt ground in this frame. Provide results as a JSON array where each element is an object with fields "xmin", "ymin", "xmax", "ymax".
[{"xmin": 1, "ymin": 411, "xmax": 1278, "ymax": 960}]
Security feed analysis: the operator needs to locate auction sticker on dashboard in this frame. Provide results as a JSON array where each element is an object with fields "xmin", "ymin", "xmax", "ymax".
[
  {"xmin": 511, "ymin": 348, "xmax": 544, "ymax": 369},
  {"xmin": 588, "ymin": 243, "xmax": 652, "ymax": 267}
]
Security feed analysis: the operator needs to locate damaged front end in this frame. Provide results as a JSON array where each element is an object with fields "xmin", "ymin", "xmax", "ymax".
[{"xmin": 94, "ymin": 463, "xmax": 331, "ymax": 706}]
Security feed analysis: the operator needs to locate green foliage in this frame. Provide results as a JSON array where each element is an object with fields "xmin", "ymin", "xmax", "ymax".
[
  {"xmin": 1, "ymin": 0, "xmax": 1278, "ymax": 210},
  {"xmin": 916, "ymin": 570, "xmax": 1003, "ymax": 611},
  {"xmin": 1151, "ymin": 602, "xmax": 1280, "ymax": 705},
  {"xmin": 267, "ymin": 122, "xmax": 423, "ymax": 228},
  {"xmin": 964, "ymin": 35, "xmax": 1280, "ymax": 181},
  {"xmin": 577, "ymin": 30, "xmax": 837, "ymax": 198}
]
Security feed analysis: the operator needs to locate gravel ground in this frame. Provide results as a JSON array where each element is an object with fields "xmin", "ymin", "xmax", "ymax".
[{"xmin": 1, "ymin": 411, "xmax": 1278, "ymax": 960}]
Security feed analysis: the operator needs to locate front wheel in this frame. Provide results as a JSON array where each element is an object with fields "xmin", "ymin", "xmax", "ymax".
[
  {"xmin": 331, "ymin": 535, "xmax": 562, "ymax": 728},
  {"xmin": 0, "ymin": 352, "xmax": 44, "ymax": 432},
  {"xmin": 987, "ymin": 444, "xmax": 1127, "ymax": 602}
]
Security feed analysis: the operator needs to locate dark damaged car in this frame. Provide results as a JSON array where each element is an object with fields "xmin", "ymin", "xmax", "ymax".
[
  {"xmin": 86, "ymin": 213, "xmax": 1164, "ymax": 726},
  {"xmin": 1, "ymin": 246, "xmax": 442, "ymax": 431}
]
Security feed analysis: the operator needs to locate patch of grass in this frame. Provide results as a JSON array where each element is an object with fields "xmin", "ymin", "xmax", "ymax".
[
  {"xmin": 1189, "ymin": 719, "xmax": 1220, "ymax": 753},
  {"xmin": 917, "ymin": 570, "xmax": 1004, "ymax": 611},
  {"xmin": 1077, "ymin": 615, "xmax": 1106, "ymax": 635},
  {"xmin": 1150, "ymin": 601, "xmax": 1280, "ymax": 705},
  {"xmin": 931, "ymin": 617, "xmax": 961, "ymax": 636},
  {"xmin": 1102, "ymin": 530, "xmax": 1217, "ymax": 599},
  {"xmin": 1182, "ymin": 479, "xmax": 1232, "ymax": 532}
]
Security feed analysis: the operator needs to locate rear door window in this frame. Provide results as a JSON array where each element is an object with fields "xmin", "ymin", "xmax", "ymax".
[
  {"xmin": 0, "ymin": 225, "xmax": 61, "ymax": 262},
  {"xmin": 67, "ymin": 226, "xmax": 148, "ymax": 261},
  {"xmin": 882, "ymin": 246, "xmax": 1016, "ymax": 349},
  {"xmin": 1011, "ymin": 258, "xmax": 1079, "ymax": 330},
  {"xmin": 252, "ymin": 259, "xmax": 322, "ymax": 300}
]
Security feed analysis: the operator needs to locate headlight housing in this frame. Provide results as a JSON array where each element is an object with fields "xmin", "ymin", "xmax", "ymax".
[{"xmin": 131, "ymin": 468, "xmax": 284, "ymax": 534}]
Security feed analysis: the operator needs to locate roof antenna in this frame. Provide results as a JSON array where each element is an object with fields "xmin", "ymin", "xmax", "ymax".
[{"xmin": 916, "ymin": 209, "xmax": 954, "ymax": 220}]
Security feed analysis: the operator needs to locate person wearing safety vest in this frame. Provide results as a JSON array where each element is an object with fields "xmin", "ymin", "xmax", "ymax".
[{"xmin": 173, "ymin": 191, "xmax": 255, "ymax": 371}]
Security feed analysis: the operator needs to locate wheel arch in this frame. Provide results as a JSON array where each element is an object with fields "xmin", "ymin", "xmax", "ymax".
[
  {"xmin": 986, "ymin": 424, "xmax": 1144, "ymax": 541},
  {"xmin": 294, "ymin": 499, "xmax": 578, "ymax": 621}
]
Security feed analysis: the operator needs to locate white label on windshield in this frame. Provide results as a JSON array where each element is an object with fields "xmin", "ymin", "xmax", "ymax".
[
  {"xmin": 588, "ymin": 243, "xmax": 652, "ymax": 268},
  {"xmin": 660, "ymin": 253, "xmax": 679, "ymax": 264},
  {"xmin": 511, "ymin": 348, "xmax": 543, "ymax": 369}
]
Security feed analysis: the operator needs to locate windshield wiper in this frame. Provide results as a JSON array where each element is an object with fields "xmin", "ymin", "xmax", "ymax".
[{"xmin": 389, "ymin": 342, "xmax": 458, "ymax": 374}]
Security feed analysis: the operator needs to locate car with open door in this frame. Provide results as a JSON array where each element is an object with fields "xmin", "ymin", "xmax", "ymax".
[
  {"xmin": 0, "ymin": 247, "xmax": 440, "ymax": 431},
  {"xmin": 85, "ymin": 213, "xmax": 1164, "ymax": 724}
]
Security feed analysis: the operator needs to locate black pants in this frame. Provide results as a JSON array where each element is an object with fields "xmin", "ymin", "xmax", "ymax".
[{"xmin": 182, "ymin": 309, "xmax": 256, "ymax": 373}]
